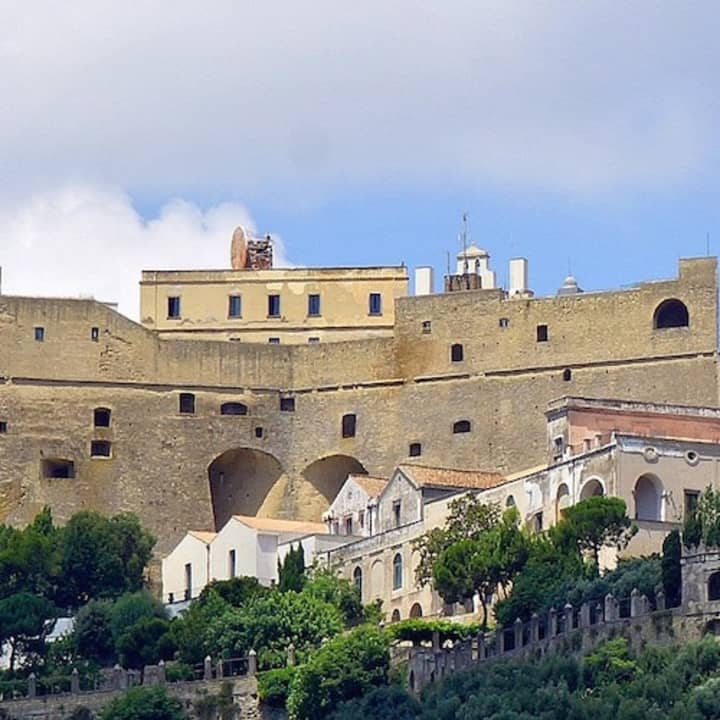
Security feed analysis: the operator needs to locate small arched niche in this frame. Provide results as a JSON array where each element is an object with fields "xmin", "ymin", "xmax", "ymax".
[
  {"xmin": 579, "ymin": 478, "xmax": 604, "ymax": 500},
  {"xmin": 634, "ymin": 474, "xmax": 663, "ymax": 521},
  {"xmin": 653, "ymin": 299, "xmax": 689, "ymax": 329}
]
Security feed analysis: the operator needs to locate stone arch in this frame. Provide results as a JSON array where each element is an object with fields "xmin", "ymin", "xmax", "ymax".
[
  {"xmin": 370, "ymin": 559, "xmax": 384, "ymax": 599},
  {"xmin": 301, "ymin": 454, "xmax": 366, "ymax": 507},
  {"xmin": 709, "ymin": 572, "xmax": 720, "ymax": 602},
  {"xmin": 634, "ymin": 474, "xmax": 663, "ymax": 521},
  {"xmin": 410, "ymin": 602, "xmax": 423, "ymax": 618},
  {"xmin": 555, "ymin": 483, "xmax": 570, "ymax": 523},
  {"xmin": 579, "ymin": 478, "xmax": 604, "ymax": 500},
  {"xmin": 353, "ymin": 566, "xmax": 363, "ymax": 596},
  {"xmin": 207, "ymin": 448, "xmax": 285, "ymax": 530},
  {"xmin": 654, "ymin": 298, "xmax": 689, "ymax": 329}
]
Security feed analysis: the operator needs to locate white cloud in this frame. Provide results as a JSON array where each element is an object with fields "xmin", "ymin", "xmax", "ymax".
[
  {"xmin": 0, "ymin": 185, "xmax": 290, "ymax": 319},
  {"xmin": 0, "ymin": 1, "xmax": 717, "ymax": 198}
]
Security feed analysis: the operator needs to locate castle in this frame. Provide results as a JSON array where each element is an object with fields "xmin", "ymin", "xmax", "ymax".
[{"xmin": 0, "ymin": 228, "xmax": 716, "ymax": 557}]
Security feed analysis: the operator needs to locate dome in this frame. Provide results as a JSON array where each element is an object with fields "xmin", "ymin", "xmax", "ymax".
[
  {"xmin": 562, "ymin": 275, "xmax": 578, "ymax": 288},
  {"xmin": 557, "ymin": 274, "xmax": 582, "ymax": 296},
  {"xmin": 456, "ymin": 244, "xmax": 489, "ymax": 259}
]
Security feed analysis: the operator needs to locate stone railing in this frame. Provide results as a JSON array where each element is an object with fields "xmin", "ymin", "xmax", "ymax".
[{"xmin": 407, "ymin": 588, "xmax": 673, "ymax": 693}]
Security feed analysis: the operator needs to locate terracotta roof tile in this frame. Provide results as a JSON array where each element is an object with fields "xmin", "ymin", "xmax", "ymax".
[
  {"xmin": 397, "ymin": 464, "xmax": 505, "ymax": 490},
  {"xmin": 350, "ymin": 474, "xmax": 388, "ymax": 498},
  {"xmin": 188, "ymin": 531, "xmax": 217, "ymax": 544},
  {"xmin": 231, "ymin": 515, "xmax": 327, "ymax": 535}
]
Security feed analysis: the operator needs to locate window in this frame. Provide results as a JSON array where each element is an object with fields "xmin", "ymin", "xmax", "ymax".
[
  {"xmin": 368, "ymin": 293, "xmax": 382, "ymax": 315},
  {"xmin": 634, "ymin": 474, "xmax": 662, "ymax": 521},
  {"xmin": 268, "ymin": 294, "xmax": 281, "ymax": 317},
  {"xmin": 228, "ymin": 549, "xmax": 236, "ymax": 578},
  {"xmin": 499, "ymin": 317, "xmax": 509, "ymax": 328},
  {"xmin": 0, "ymin": 421, "xmax": 7, "ymax": 433},
  {"xmin": 391, "ymin": 608, "xmax": 401, "ymax": 622},
  {"xmin": 392, "ymin": 500, "xmax": 401, "ymax": 528},
  {"xmin": 228, "ymin": 295, "xmax": 242, "ymax": 318},
  {"xmin": 358, "ymin": 511, "xmax": 365, "ymax": 529},
  {"xmin": 308, "ymin": 337, "xmax": 320, "ymax": 344},
  {"xmin": 184, "ymin": 563, "xmax": 192, "ymax": 600},
  {"xmin": 255, "ymin": 426, "xmax": 264, "ymax": 438},
  {"xmin": 393, "ymin": 553, "xmax": 403, "ymax": 590},
  {"xmin": 280, "ymin": 397, "xmax": 295, "ymax": 412},
  {"xmin": 505, "ymin": 495, "xmax": 515, "ymax": 507},
  {"xmin": 685, "ymin": 490, "xmax": 700, "ymax": 521},
  {"xmin": 562, "ymin": 369, "xmax": 572, "ymax": 382},
  {"xmin": 450, "ymin": 343, "xmax": 464, "ymax": 362},
  {"xmin": 34, "ymin": 327, "xmax": 44, "ymax": 341},
  {"xmin": 533, "ymin": 512, "xmax": 543, "ymax": 532},
  {"xmin": 42, "ymin": 458, "xmax": 75, "ymax": 479},
  {"xmin": 409, "ymin": 442, "xmax": 422, "ymax": 457},
  {"xmin": 654, "ymin": 298, "xmax": 689, "ymax": 329},
  {"xmin": 268, "ymin": 337, "xmax": 280, "ymax": 344},
  {"xmin": 342, "ymin": 413, "xmax": 356, "ymax": 438},
  {"xmin": 179, "ymin": 393, "xmax": 195, "ymax": 414},
  {"xmin": 453, "ymin": 420, "xmax": 471, "ymax": 434},
  {"xmin": 421, "ymin": 320, "xmax": 432, "ymax": 334},
  {"xmin": 345, "ymin": 517, "xmax": 353, "ymax": 535},
  {"xmin": 221, "ymin": 402, "xmax": 248, "ymax": 415},
  {"xmin": 553, "ymin": 436, "xmax": 564, "ymax": 461},
  {"xmin": 536, "ymin": 324, "xmax": 548, "ymax": 342},
  {"xmin": 91, "ymin": 327, "xmax": 100, "ymax": 341},
  {"xmin": 353, "ymin": 566, "xmax": 362, "ymax": 594},
  {"xmin": 308, "ymin": 294, "xmax": 321, "ymax": 316},
  {"xmin": 167, "ymin": 296, "xmax": 181, "ymax": 318},
  {"xmin": 93, "ymin": 407, "xmax": 111, "ymax": 427},
  {"xmin": 709, "ymin": 572, "xmax": 720, "ymax": 601},
  {"xmin": 90, "ymin": 440, "xmax": 111, "ymax": 458}
]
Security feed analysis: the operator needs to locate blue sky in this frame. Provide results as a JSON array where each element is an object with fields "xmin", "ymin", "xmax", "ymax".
[{"xmin": 1, "ymin": 2, "xmax": 719, "ymax": 316}]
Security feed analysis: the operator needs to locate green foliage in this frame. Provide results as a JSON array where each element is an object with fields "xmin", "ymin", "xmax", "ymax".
[
  {"xmin": 303, "ymin": 567, "xmax": 368, "ymax": 627},
  {"xmin": 60, "ymin": 511, "xmax": 155, "ymax": 607},
  {"xmin": 683, "ymin": 486, "xmax": 720, "ymax": 548},
  {"xmin": 115, "ymin": 616, "xmax": 175, "ymax": 669},
  {"xmin": 661, "ymin": 530, "xmax": 682, "ymax": 608},
  {"xmin": 258, "ymin": 666, "xmax": 298, "ymax": 708},
  {"xmin": 73, "ymin": 600, "xmax": 115, "ymax": 666},
  {"xmin": 109, "ymin": 591, "xmax": 167, "ymax": 643},
  {"xmin": 584, "ymin": 638, "xmax": 638, "ymax": 685},
  {"xmin": 169, "ymin": 588, "xmax": 230, "ymax": 666},
  {"xmin": 286, "ymin": 625, "xmax": 390, "ymax": 720},
  {"xmin": 387, "ymin": 619, "xmax": 481, "ymax": 644},
  {"xmin": 100, "ymin": 685, "xmax": 188, "ymax": 720},
  {"xmin": 193, "ymin": 681, "xmax": 237, "ymax": 720},
  {"xmin": 0, "ymin": 592, "xmax": 57, "ymax": 670},
  {"xmin": 329, "ymin": 685, "xmax": 422, "ymax": 720},
  {"xmin": 278, "ymin": 543, "xmax": 306, "ymax": 593},
  {"xmin": 198, "ymin": 576, "xmax": 268, "ymax": 607}
]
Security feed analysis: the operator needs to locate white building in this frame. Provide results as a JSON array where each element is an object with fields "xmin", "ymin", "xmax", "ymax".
[{"xmin": 324, "ymin": 474, "xmax": 388, "ymax": 537}]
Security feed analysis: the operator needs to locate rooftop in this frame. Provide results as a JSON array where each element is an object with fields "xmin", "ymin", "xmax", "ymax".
[
  {"xmin": 350, "ymin": 474, "xmax": 388, "ymax": 498},
  {"xmin": 397, "ymin": 464, "xmax": 506, "ymax": 490},
  {"xmin": 188, "ymin": 530, "xmax": 217, "ymax": 544},
  {"xmin": 231, "ymin": 515, "xmax": 327, "ymax": 535}
]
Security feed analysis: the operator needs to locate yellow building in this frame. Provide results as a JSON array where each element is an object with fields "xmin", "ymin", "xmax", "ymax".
[{"xmin": 139, "ymin": 229, "xmax": 408, "ymax": 344}]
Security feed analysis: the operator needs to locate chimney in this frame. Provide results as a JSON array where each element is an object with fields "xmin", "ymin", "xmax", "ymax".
[{"xmin": 414, "ymin": 267, "xmax": 434, "ymax": 296}]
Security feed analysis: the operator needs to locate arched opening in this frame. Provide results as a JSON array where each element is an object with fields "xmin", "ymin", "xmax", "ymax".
[
  {"xmin": 653, "ymin": 299, "xmax": 689, "ymax": 329},
  {"xmin": 555, "ymin": 483, "xmax": 570, "ymax": 523},
  {"xmin": 409, "ymin": 602, "xmax": 423, "ymax": 618},
  {"xmin": 93, "ymin": 408, "xmax": 111, "ymax": 427},
  {"xmin": 391, "ymin": 609, "xmax": 401, "ymax": 623},
  {"xmin": 353, "ymin": 566, "xmax": 362, "ymax": 596},
  {"xmin": 453, "ymin": 420, "xmax": 471, "ymax": 434},
  {"xmin": 709, "ymin": 572, "xmax": 720, "ymax": 601},
  {"xmin": 220, "ymin": 402, "xmax": 248, "ymax": 416},
  {"xmin": 634, "ymin": 474, "xmax": 663, "ymax": 521},
  {"xmin": 505, "ymin": 495, "xmax": 516, "ymax": 508},
  {"xmin": 370, "ymin": 559, "xmax": 384, "ymax": 599},
  {"xmin": 580, "ymin": 478, "xmax": 604, "ymax": 500},
  {"xmin": 208, "ymin": 448, "xmax": 285, "ymax": 530},
  {"xmin": 393, "ymin": 553, "xmax": 403, "ymax": 590},
  {"xmin": 301, "ymin": 454, "xmax": 366, "ymax": 506}
]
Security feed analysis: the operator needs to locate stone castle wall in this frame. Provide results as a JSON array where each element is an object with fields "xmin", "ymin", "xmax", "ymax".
[{"xmin": 0, "ymin": 258, "xmax": 716, "ymax": 559}]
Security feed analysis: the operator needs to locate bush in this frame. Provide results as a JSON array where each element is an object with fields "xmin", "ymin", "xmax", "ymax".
[
  {"xmin": 258, "ymin": 666, "xmax": 297, "ymax": 708},
  {"xmin": 329, "ymin": 685, "xmax": 421, "ymax": 720},
  {"xmin": 387, "ymin": 619, "xmax": 481, "ymax": 645},
  {"xmin": 100, "ymin": 685, "xmax": 187, "ymax": 720},
  {"xmin": 287, "ymin": 625, "xmax": 390, "ymax": 720}
]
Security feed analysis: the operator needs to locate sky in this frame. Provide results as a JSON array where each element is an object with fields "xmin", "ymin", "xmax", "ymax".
[{"xmin": 1, "ymin": 2, "xmax": 720, "ymax": 318}]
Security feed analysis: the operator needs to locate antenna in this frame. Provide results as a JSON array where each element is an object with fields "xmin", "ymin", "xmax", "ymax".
[
  {"xmin": 446, "ymin": 251, "xmax": 451, "ymax": 276},
  {"xmin": 461, "ymin": 212, "xmax": 469, "ymax": 273}
]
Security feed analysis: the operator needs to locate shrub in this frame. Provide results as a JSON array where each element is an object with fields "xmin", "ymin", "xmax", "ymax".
[
  {"xmin": 387, "ymin": 619, "xmax": 481, "ymax": 645},
  {"xmin": 258, "ymin": 666, "xmax": 297, "ymax": 708},
  {"xmin": 100, "ymin": 685, "xmax": 187, "ymax": 720}
]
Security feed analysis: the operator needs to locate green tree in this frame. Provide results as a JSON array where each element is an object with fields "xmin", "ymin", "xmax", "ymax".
[
  {"xmin": 170, "ymin": 588, "xmax": 230, "ymax": 665},
  {"xmin": 302, "ymin": 568, "xmax": 367, "ymax": 627},
  {"xmin": 287, "ymin": 625, "xmax": 390, "ymax": 720},
  {"xmin": 73, "ymin": 599, "xmax": 116, "ymax": 666},
  {"xmin": 560, "ymin": 497, "xmax": 636, "ymax": 569},
  {"xmin": 116, "ymin": 616, "xmax": 175, "ymax": 669},
  {"xmin": 278, "ymin": 543, "xmax": 306, "ymax": 593},
  {"xmin": 684, "ymin": 487, "xmax": 720, "ymax": 548},
  {"xmin": 110, "ymin": 591, "xmax": 167, "ymax": 645},
  {"xmin": 198, "ymin": 576, "xmax": 268, "ymax": 607},
  {"xmin": 100, "ymin": 685, "xmax": 188, "ymax": 720},
  {"xmin": 0, "ymin": 592, "xmax": 57, "ymax": 671},
  {"xmin": 662, "ymin": 530, "xmax": 682, "ymax": 608}
]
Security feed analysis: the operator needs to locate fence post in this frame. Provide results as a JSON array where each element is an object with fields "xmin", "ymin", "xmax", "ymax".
[
  {"xmin": 514, "ymin": 618, "xmax": 523, "ymax": 650},
  {"xmin": 287, "ymin": 642, "xmax": 297, "ymax": 667},
  {"xmin": 216, "ymin": 660, "xmax": 224, "ymax": 680},
  {"xmin": 495, "ymin": 625, "xmax": 504, "ymax": 654},
  {"xmin": 530, "ymin": 613, "xmax": 539, "ymax": 644},
  {"xmin": 204, "ymin": 655, "xmax": 213, "ymax": 681},
  {"xmin": 71, "ymin": 668, "xmax": 80, "ymax": 695},
  {"xmin": 158, "ymin": 660, "xmax": 166, "ymax": 684},
  {"xmin": 595, "ymin": 602, "xmax": 604, "ymax": 624},
  {"xmin": 248, "ymin": 649, "xmax": 257, "ymax": 677},
  {"xmin": 27, "ymin": 673, "xmax": 36, "ymax": 699},
  {"xmin": 630, "ymin": 588, "xmax": 642, "ymax": 618},
  {"xmin": 656, "ymin": 590, "xmax": 666, "ymax": 611},
  {"xmin": 563, "ymin": 603, "xmax": 574, "ymax": 633},
  {"xmin": 605, "ymin": 593, "xmax": 617, "ymax": 622},
  {"xmin": 548, "ymin": 607, "xmax": 558, "ymax": 638}
]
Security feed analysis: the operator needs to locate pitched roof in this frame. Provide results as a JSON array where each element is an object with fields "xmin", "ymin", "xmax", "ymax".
[
  {"xmin": 188, "ymin": 530, "xmax": 217, "ymax": 544},
  {"xmin": 231, "ymin": 515, "xmax": 327, "ymax": 535},
  {"xmin": 397, "ymin": 464, "xmax": 505, "ymax": 491},
  {"xmin": 350, "ymin": 474, "xmax": 388, "ymax": 498}
]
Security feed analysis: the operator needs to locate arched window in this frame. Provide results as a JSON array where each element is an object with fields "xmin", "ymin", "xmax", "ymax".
[
  {"xmin": 220, "ymin": 402, "xmax": 248, "ymax": 416},
  {"xmin": 450, "ymin": 344, "xmax": 464, "ymax": 362},
  {"xmin": 634, "ymin": 474, "xmax": 662, "ymax": 521},
  {"xmin": 393, "ymin": 553, "xmax": 403, "ymax": 590},
  {"xmin": 562, "ymin": 368, "xmax": 572, "ymax": 382},
  {"xmin": 93, "ymin": 407, "xmax": 111, "ymax": 427},
  {"xmin": 556, "ymin": 483, "xmax": 570, "ymax": 523},
  {"xmin": 580, "ymin": 478, "xmax": 604, "ymax": 500},
  {"xmin": 453, "ymin": 420, "xmax": 471, "ymax": 434},
  {"xmin": 709, "ymin": 572, "xmax": 720, "ymax": 601},
  {"xmin": 353, "ymin": 566, "xmax": 362, "ymax": 595},
  {"xmin": 391, "ymin": 608, "xmax": 401, "ymax": 623},
  {"xmin": 654, "ymin": 299, "xmax": 689, "ymax": 329},
  {"xmin": 409, "ymin": 602, "xmax": 423, "ymax": 618},
  {"xmin": 505, "ymin": 495, "xmax": 515, "ymax": 508}
]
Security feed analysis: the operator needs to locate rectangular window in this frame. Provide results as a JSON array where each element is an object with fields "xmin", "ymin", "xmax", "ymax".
[
  {"xmin": 268, "ymin": 337, "xmax": 280, "ymax": 344},
  {"xmin": 34, "ymin": 327, "xmax": 45, "ymax": 342},
  {"xmin": 345, "ymin": 517, "xmax": 353, "ymax": 535},
  {"xmin": 536, "ymin": 324, "xmax": 548, "ymax": 342},
  {"xmin": 167, "ymin": 296, "xmax": 181, "ymax": 318},
  {"xmin": 0, "ymin": 421, "xmax": 6, "ymax": 433},
  {"xmin": 268, "ymin": 294, "xmax": 281, "ymax": 317},
  {"xmin": 91, "ymin": 327, "xmax": 100, "ymax": 341},
  {"xmin": 42, "ymin": 458, "xmax": 75, "ymax": 479},
  {"xmin": 228, "ymin": 549, "xmax": 236, "ymax": 579},
  {"xmin": 179, "ymin": 393, "xmax": 195, "ymax": 414},
  {"xmin": 90, "ymin": 440, "xmax": 112, "ymax": 458},
  {"xmin": 409, "ymin": 442, "xmax": 422, "ymax": 457},
  {"xmin": 553, "ymin": 436, "xmax": 564, "ymax": 461},
  {"xmin": 393, "ymin": 501, "xmax": 401, "ymax": 528},
  {"xmin": 342, "ymin": 413, "xmax": 356, "ymax": 438},
  {"xmin": 421, "ymin": 320, "xmax": 432, "ymax": 334},
  {"xmin": 255, "ymin": 426, "xmax": 264, "ymax": 438},
  {"xmin": 685, "ymin": 490, "xmax": 700, "ymax": 521},
  {"xmin": 280, "ymin": 397, "xmax": 295, "ymax": 412},
  {"xmin": 228, "ymin": 295, "xmax": 242, "ymax": 318},
  {"xmin": 499, "ymin": 317, "xmax": 509, "ymax": 328},
  {"xmin": 369, "ymin": 293, "xmax": 382, "ymax": 315},
  {"xmin": 308, "ymin": 337, "xmax": 320, "ymax": 344},
  {"xmin": 184, "ymin": 563, "xmax": 192, "ymax": 600},
  {"xmin": 358, "ymin": 511, "xmax": 365, "ymax": 529},
  {"xmin": 308, "ymin": 294, "xmax": 321, "ymax": 316}
]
